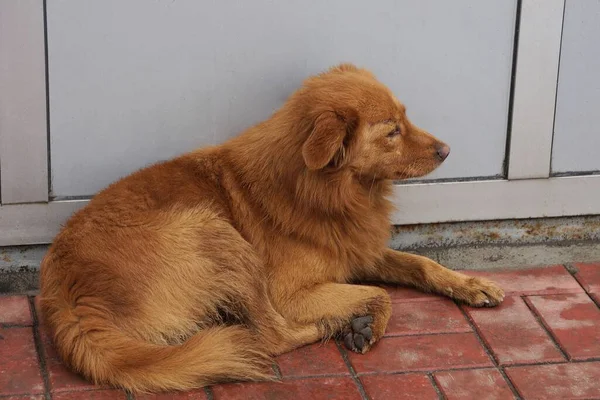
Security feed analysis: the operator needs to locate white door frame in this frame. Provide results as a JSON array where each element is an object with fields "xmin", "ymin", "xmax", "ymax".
[
  {"xmin": 507, "ymin": 0, "xmax": 564, "ymax": 180},
  {"xmin": 0, "ymin": 0, "xmax": 49, "ymax": 205},
  {"xmin": 1, "ymin": 0, "xmax": 598, "ymax": 247}
]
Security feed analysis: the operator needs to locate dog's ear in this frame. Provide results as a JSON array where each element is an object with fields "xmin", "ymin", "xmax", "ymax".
[{"xmin": 302, "ymin": 109, "xmax": 358, "ymax": 170}]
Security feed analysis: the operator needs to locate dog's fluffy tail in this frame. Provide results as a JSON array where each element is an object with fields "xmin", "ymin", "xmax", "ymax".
[{"xmin": 42, "ymin": 299, "xmax": 274, "ymax": 393}]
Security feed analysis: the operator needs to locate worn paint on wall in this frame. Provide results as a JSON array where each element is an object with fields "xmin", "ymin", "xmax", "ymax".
[{"xmin": 391, "ymin": 216, "xmax": 600, "ymax": 250}]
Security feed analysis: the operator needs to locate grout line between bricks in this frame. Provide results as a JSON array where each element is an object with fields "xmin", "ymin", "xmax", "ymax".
[
  {"xmin": 204, "ymin": 386, "xmax": 214, "ymax": 400},
  {"xmin": 334, "ymin": 340, "xmax": 370, "ymax": 400},
  {"xmin": 457, "ymin": 303, "xmax": 522, "ymax": 400},
  {"xmin": 563, "ymin": 263, "xmax": 580, "ymax": 275},
  {"xmin": 503, "ymin": 359, "xmax": 600, "ymax": 371},
  {"xmin": 427, "ymin": 373, "xmax": 445, "ymax": 400},
  {"xmin": 497, "ymin": 367, "xmax": 522, "ymax": 400},
  {"xmin": 281, "ymin": 372, "xmax": 356, "ymax": 381},
  {"xmin": 28, "ymin": 296, "xmax": 53, "ymax": 400},
  {"xmin": 0, "ymin": 323, "xmax": 35, "ymax": 329},
  {"xmin": 272, "ymin": 363, "xmax": 283, "ymax": 380},
  {"xmin": 387, "ymin": 298, "xmax": 443, "ymax": 304},
  {"xmin": 503, "ymin": 358, "xmax": 600, "ymax": 368},
  {"xmin": 43, "ymin": 388, "xmax": 133, "ymax": 398},
  {"xmin": 354, "ymin": 366, "xmax": 498, "ymax": 377},
  {"xmin": 383, "ymin": 329, "xmax": 473, "ymax": 338},
  {"xmin": 457, "ymin": 305, "xmax": 499, "ymax": 365},
  {"xmin": 343, "ymin": 358, "xmax": 600, "ymax": 377},
  {"xmin": 521, "ymin": 296, "xmax": 570, "ymax": 361},
  {"xmin": 564, "ymin": 263, "xmax": 600, "ymax": 309}
]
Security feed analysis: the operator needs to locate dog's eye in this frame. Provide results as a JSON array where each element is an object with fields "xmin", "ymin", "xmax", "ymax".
[{"xmin": 387, "ymin": 127, "xmax": 401, "ymax": 138}]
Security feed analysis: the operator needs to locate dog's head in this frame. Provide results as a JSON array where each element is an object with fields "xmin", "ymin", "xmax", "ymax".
[{"xmin": 299, "ymin": 64, "xmax": 450, "ymax": 180}]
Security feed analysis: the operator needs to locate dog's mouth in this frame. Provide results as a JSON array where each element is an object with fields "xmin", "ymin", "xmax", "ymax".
[{"xmin": 394, "ymin": 158, "xmax": 445, "ymax": 180}]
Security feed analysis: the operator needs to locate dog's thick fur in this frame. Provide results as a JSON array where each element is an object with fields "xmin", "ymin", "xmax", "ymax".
[{"xmin": 39, "ymin": 64, "xmax": 504, "ymax": 393}]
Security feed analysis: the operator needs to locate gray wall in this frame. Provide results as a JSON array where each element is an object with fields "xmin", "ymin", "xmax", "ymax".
[
  {"xmin": 552, "ymin": 0, "xmax": 600, "ymax": 174},
  {"xmin": 47, "ymin": 0, "xmax": 517, "ymax": 198}
]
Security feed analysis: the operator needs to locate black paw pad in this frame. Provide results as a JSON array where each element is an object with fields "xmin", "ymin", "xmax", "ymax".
[{"xmin": 343, "ymin": 315, "xmax": 373, "ymax": 353}]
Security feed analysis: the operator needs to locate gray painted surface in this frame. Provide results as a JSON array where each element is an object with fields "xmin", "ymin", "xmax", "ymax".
[
  {"xmin": 0, "ymin": 201, "xmax": 84, "ymax": 247},
  {"xmin": 47, "ymin": 0, "xmax": 516, "ymax": 197},
  {"xmin": 0, "ymin": 0, "xmax": 48, "ymax": 204},
  {"xmin": 507, "ymin": 0, "xmax": 564, "ymax": 179},
  {"xmin": 552, "ymin": 0, "xmax": 600, "ymax": 174}
]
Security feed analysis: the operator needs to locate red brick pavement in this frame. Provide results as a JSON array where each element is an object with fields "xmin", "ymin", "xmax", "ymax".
[{"xmin": 1, "ymin": 263, "xmax": 599, "ymax": 399}]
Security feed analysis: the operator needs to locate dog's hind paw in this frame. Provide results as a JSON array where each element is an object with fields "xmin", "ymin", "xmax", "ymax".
[{"xmin": 342, "ymin": 315, "xmax": 374, "ymax": 354}]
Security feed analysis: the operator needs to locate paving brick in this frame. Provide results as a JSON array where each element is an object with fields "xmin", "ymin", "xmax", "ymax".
[
  {"xmin": 1, "ymin": 396, "xmax": 45, "ymax": 400},
  {"xmin": 347, "ymin": 332, "xmax": 491, "ymax": 374},
  {"xmin": 38, "ymin": 325, "xmax": 105, "ymax": 392},
  {"xmin": 46, "ymin": 359, "xmax": 101, "ymax": 393},
  {"xmin": 464, "ymin": 265, "xmax": 583, "ymax": 295},
  {"xmin": 385, "ymin": 299, "xmax": 471, "ymax": 336},
  {"xmin": 211, "ymin": 377, "xmax": 362, "ymax": 400},
  {"xmin": 573, "ymin": 262, "xmax": 600, "ymax": 294},
  {"xmin": 506, "ymin": 362, "xmax": 600, "ymax": 400},
  {"xmin": 0, "ymin": 327, "xmax": 45, "ymax": 396},
  {"xmin": 465, "ymin": 296, "xmax": 564, "ymax": 365},
  {"xmin": 381, "ymin": 285, "xmax": 443, "ymax": 303},
  {"xmin": 360, "ymin": 374, "xmax": 438, "ymax": 400},
  {"xmin": 434, "ymin": 368, "xmax": 515, "ymax": 400},
  {"xmin": 276, "ymin": 341, "xmax": 348, "ymax": 378},
  {"xmin": 0, "ymin": 296, "xmax": 33, "ymax": 326},
  {"xmin": 136, "ymin": 390, "xmax": 208, "ymax": 399},
  {"xmin": 53, "ymin": 390, "xmax": 128, "ymax": 399},
  {"xmin": 526, "ymin": 293, "xmax": 600, "ymax": 360}
]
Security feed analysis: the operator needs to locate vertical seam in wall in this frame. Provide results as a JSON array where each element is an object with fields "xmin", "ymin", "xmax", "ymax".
[
  {"xmin": 548, "ymin": 0, "xmax": 567, "ymax": 178},
  {"xmin": 503, "ymin": 0, "xmax": 522, "ymax": 180},
  {"xmin": 43, "ymin": 0, "xmax": 52, "ymax": 199}
]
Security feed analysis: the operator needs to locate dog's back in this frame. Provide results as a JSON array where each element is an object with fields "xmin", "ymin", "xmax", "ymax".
[{"xmin": 39, "ymin": 152, "xmax": 280, "ymax": 391}]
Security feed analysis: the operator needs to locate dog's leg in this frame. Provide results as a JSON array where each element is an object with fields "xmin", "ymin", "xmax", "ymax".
[
  {"xmin": 357, "ymin": 249, "xmax": 504, "ymax": 307},
  {"xmin": 275, "ymin": 283, "xmax": 391, "ymax": 354},
  {"xmin": 254, "ymin": 309, "xmax": 321, "ymax": 356}
]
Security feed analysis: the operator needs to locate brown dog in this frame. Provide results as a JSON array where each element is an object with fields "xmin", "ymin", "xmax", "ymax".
[{"xmin": 39, "ymin": 64, "xmax": 504, "ymax": 393}]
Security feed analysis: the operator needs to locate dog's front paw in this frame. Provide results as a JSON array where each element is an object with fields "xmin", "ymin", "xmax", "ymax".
[
  {"xmin": 453, "ymin": 277, "xmax": 505, "ymax": 307},
  {"xmin": 342, "ymin": 315, "xmax": 375, "ymax": 354}
]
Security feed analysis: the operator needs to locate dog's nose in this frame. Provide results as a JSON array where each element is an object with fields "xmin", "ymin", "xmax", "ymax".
[{"xmin": 436, "ymin": 144, "xmax": 450, "ymax": 161}]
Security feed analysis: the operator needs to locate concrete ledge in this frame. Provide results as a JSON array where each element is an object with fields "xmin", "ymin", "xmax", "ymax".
[
  {"xmin": 0, "ymin": 245, "xmax": 46, "ymax": 293},
  {"xmin": 391, "ymin": 215, "xmax": 600, "ymax": 250},
  {"xmin": 417, "ymin": 242, "xmax": 600, "ymax": 271}
]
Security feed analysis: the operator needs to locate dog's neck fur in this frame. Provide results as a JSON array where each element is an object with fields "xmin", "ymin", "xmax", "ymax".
[{"xmin": 220, "ymin": 103, "xmax": 394, "ymax": 260}]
